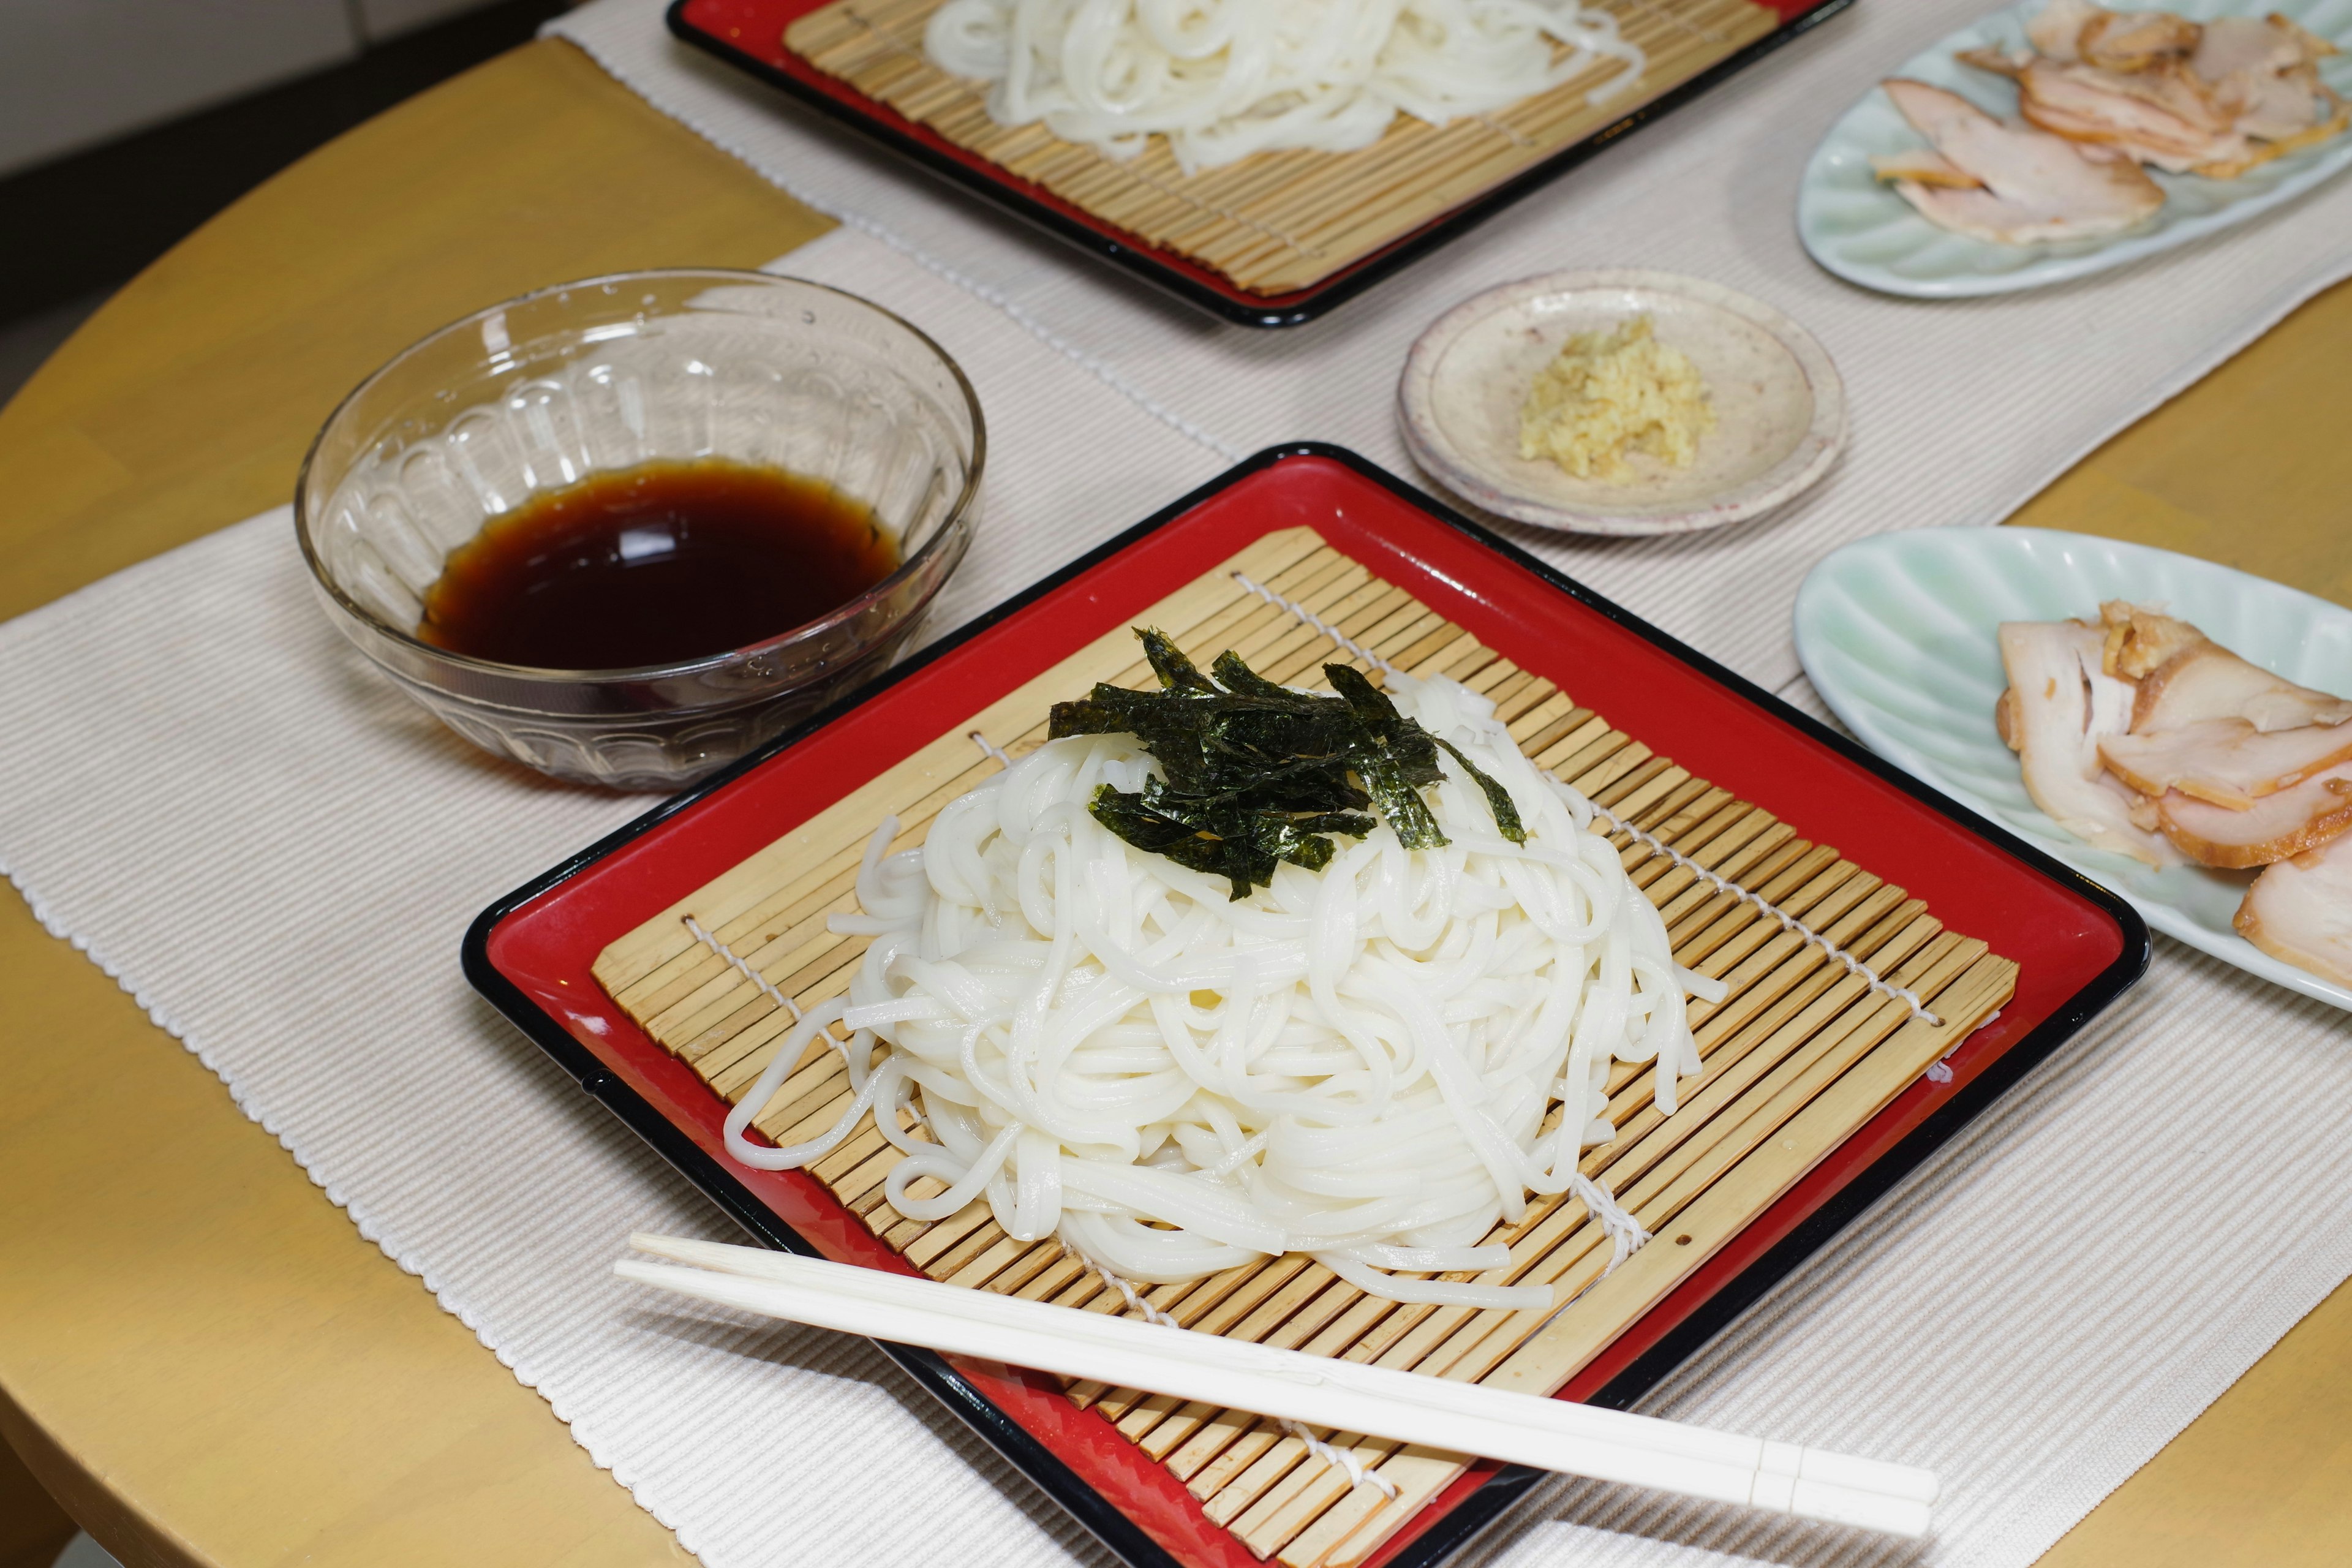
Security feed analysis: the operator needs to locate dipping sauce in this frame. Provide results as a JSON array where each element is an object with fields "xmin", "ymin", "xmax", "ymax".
[{"xmin": 417, "ymin": 458, "xmax": 900, "ymax": 669}]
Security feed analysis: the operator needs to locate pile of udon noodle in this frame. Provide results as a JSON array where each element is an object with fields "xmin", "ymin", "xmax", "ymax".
[
  {"xmin": 726, "ymin": 650, "xmax": 1719, "ymax": 1310},
  {"xmin": 922, "ymin": 0, "xmax": 1648, "ymax": 174}
]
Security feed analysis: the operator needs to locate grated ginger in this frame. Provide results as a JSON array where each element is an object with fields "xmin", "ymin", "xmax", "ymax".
[{"xmin": 1516, "ymin": 315, "xmax": 1715, "ymax": 483}]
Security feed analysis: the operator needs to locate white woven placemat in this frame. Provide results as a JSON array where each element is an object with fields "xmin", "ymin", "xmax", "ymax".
[{"xmin": 5, "ymin": 14, "xmax": 2351, "ymax": 1567}]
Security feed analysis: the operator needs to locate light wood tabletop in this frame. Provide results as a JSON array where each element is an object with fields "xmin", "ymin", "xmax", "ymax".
[{"xmin": 1, "ymin": 34, "xmax": 2347, "ymax": 1568}]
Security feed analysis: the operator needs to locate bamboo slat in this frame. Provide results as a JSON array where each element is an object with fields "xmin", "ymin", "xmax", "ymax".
[
  {"xmin": 593, "ymin": 526, "xmax": 2016, "ymax": 1565},
  {"xmin": 780, "ymin": 0, "xmax": 1784, "ymax": 295}
]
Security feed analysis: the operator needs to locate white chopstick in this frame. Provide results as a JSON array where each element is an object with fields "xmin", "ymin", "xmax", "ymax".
[{"xmin": 617, "ymin": 1234, "xmax": 1937, "ymax": 1537}]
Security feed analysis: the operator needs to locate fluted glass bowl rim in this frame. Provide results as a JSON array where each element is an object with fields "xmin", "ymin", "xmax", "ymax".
[{"xmin": 293, "ymin": 267, "xmax": 987, "ymax": 687}]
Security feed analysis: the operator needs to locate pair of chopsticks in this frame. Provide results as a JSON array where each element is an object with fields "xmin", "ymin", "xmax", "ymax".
[{"xmin": 618, "ymin": 1235, "xmax": 1937, "ymax": 1537}]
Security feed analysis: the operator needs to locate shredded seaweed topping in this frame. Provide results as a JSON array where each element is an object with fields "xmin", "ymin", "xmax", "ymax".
[{"xmin": 1047, "ymin": 628, "xmax": 1525, "ymax": 899}]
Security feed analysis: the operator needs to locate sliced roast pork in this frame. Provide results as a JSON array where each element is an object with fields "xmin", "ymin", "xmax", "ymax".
[
  {"xmin": 1868, "ymin": 148, "xmax": 1985, "ymax": 186},
  {"xmin": 2098, "ymin": 600, "xmax": 2205, "ymax": 679},
  {"xmin": 2016, "ymin": 58, "xmax": 2252, "ymax": 170},
  {"xmin": 2236, "ymin": 834, "xmax": 2352, "ymax": 989},
  {"xmin": 1961, "ymin": 3, "xmax": 2345, "ymax": 180},
  {"xmin": 1996, "ymin": 591, "xmax": 2352, "ymax": 987},
  {"xmin": 2027, "ymin": 0, "xmax": 2108, "ymax": 60},
  {"xmin": 2132, "ymin": 639, "xmax": 2352, "ymax": 732},
  {"xmin": 2155, "ymin": 761, "xmax": 2352, "ymax": 868},
  {"xmin": 1998, "ymin": 619, "xmax": 2176, "ymax": 864},
  {"xmin": 2099, "ymin": 718, "xmax": 2352, "ymax": 807},
  {"xmin": 2077, "ymin": 7, "xmax": 2203, "ymax": 70},
  {"xmin": 1879, "ymin": 78, "xmax": 2166, "ymax": 243}
]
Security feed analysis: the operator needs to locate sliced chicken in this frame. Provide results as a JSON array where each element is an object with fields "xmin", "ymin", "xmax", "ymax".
[
  {"xmin": 2098, "ymin": 718, "xmax": 2352, "ymax": 806},
  {"xmin": 1958, "ymin": 45, "xmax": 2035, "ymax": 78},
  {"xmin": 2228, "ymin": 68, "xmax": 2323, "ymax": 138},
  {"xmin": 2133, "ymin": 640, "xmax": 2352, "ymax": 733},
  {"xmin": 2193, "ymin": 11, "xmax": 2318, "ymax": 135},
  {"xmin": 2193, "ymin": 13, "xmax": 2309, "ymax": 78},
  {"xmin": 1869, "ymin": 148, "xmax": 1986, "ymax": 186},
  {"xmin": 2028, "ymin": 0, "xmax": 2107, "ymax": 61},
  {"xmin": 2078, "ymin": 8, "xmax": 2203, "ymax": 71},
  {"xmin": 2186, "ymin": 15, "xmax": 2342, "ymax": 159},
  {"xmin": 2018, "ymin": 59, "xmax": 2252, "ymax": 170},
  {"xmin": 2192, "ymin": 91, "xmax": 2351, "ymax": 176},
  {"xmin": 1882, "ymin": 78, "xmax": 2166, "ymax": 243},
  {"xmin": 2000, "ymin": 619, "xmax": 2177, "ymax": 864},
  {"xmin": 2019, "ymin": 0, "xmax": 2199, "ymax": 69},
  {"xmin": 2235, "ymin": 832, "xmax": 2352, "ymax": 989},
  {"xmin": 2267, "ymin": 12, "xmax": 2343, "ymax": 61},
  {"xmin": 1972, "ymin": 3, "xmax": 2347, "ymax": 178},
  {"xmin": 2156, "ymin": 761, "xmax": 2352, "ymax": 867},
  {"xmin": 2098, "ymin": 600, "xmax": 2206, "ymax": 679}
]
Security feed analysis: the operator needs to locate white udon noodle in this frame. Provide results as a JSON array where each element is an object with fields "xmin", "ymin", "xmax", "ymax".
[
  {"xmin": 723, "ymin": 671, "xmax": 1717, "ymax": 1311},
  {"xmin": 922, "ymin": 0, "xmax": 1647, "ymax": 174}
]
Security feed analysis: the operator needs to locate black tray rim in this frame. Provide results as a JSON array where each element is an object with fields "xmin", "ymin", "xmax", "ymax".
[
  {"xmin": 659, "ymin": 0, "xmax": 1858, "ymax": 328},
  {"xmin": 464, "ymin": 442, "xmax": 2150, "ymax": 1568}
]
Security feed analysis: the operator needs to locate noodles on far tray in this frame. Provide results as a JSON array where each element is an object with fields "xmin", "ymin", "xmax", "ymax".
[
  {"xmin": 922, "ymin": 0, "xmax": 1649, "ymax": 174},
  {"xmin": 722, "ymin": 633, "xmax": 1719, "ymax": 1311}
]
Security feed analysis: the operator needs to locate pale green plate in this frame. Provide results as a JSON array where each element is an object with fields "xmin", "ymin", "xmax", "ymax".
[
  {"xmin": 1795, "ymin": 527, "xmax": 2352, "ymax": 1009},
  {"xmin": 1798, "ymin": 0, "xmax": 2352, "ymax": 297}
]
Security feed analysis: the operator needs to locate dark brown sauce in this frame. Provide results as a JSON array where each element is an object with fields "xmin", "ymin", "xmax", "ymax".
[{"xmin": 417, "ymin": 458, "xmax": 900, "ymax": 669}]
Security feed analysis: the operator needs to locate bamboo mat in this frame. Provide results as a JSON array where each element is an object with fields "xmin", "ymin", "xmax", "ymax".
[
  {"xmin": 782, "ymin": 0, "xmax": 1782, "ymax": 295},
  {"xmin": 592, "ymin": 526, "xmax": 2016, "ymax": 1566}
]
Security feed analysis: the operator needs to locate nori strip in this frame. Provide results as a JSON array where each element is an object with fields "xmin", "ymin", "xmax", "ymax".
[
  {"xmin": 1046, "ymin": 627, "xmax": 1526, "ymax": 899},
  {"xmin": 1434, "ymin": 738, "xmax": 1526, "ymax": 844}
]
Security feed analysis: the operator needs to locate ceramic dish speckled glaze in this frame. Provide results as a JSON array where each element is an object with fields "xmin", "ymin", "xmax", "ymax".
[
  {"xmin": 1796, "ymin": 526, "xmax": 2352, "ymax": 1010},
  {"xmin": 1798, "ymin": 0, "xmax": 2352, "ymax": 298},
  {"xmin": 1397, "ymin": 271, "xmax": 1845, "ymax": 537}
]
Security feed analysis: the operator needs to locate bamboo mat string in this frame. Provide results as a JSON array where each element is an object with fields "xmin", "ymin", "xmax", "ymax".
[
  {"xmin": 1569, "ymin": 1170, "xmax": 1651, "ymax": 1273},
  {"xmin": 968, "ymin": 729, "xmax": 1013, "ymax": 768},
  {"xmin": 1230, "ymin": 571, "xmax": 1398, "ymax": 676},
  {"xmin": 1072, "ymin": 1251, "xmax": 1183, "ymax": 1329},
  {"xmin": 1278, "ymin": 1419, "xmax": 1402, "ymax": 1500},
  {"xmin": 1518, "ymin": 1171, "xmax": 1653, "ymax": 1348},
  {"xmin": 1576, "ymin": 796, "xmax": 1945, "ymax": 1027},
  {"xmin": 686, "ymin": 915, "xmax": 804, "ymax": 1023},
  {"xmin": 1077, "ymin": 1249, "xmax": 1401, "ymax": 1501},
  {"xmin": 1234, "ymin": 571, "xmax": 1947, "ymax": 1028},
  {"xmin": 1923, "ymin": 1009, "xmax": 1999, "ymax": 1084}
]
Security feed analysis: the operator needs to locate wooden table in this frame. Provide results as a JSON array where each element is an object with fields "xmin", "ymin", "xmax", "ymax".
[{"xmin": 1, "ymin": 36, "xmax": 2347, "ymax": 1568}]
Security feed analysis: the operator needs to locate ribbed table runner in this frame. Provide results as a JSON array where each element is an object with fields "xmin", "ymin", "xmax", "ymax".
[{"xmin": 4, "ymin": 2, "xmax": 2350, "ymax": 1564}]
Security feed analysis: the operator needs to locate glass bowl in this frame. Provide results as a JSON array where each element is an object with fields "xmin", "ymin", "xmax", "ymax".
[{"xmin": 296, "ymin": 270, "xmax": 984, "ymax": 790}]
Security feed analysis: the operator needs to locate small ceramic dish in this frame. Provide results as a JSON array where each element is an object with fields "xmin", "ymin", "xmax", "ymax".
[
  {"xmin": 1396, "ymin": 270, "xmax": 1845, "ymax": 537},
  {"xmin": 1798, "ymin": 0, "xmax": 2352, "ymax": 299},
  {"xmin": 1795, "ymin": 526, "xmax": 2352, "ymax": 1011}
]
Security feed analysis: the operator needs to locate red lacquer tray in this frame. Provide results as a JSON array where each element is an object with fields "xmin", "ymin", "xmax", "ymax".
[
  {"xmin": 466, "ymin": 445, "xmax": 2146, "ymax": 1568},
  {"xmin": 663, "ymin": 0, "xmax": 1856, "ymax": 327}
]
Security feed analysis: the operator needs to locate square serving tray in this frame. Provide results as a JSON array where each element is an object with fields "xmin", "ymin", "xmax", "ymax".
[
  {"xmin": 665, "ymin": 0, "xmax": 1855, "ymax": 326},
  {"xmin": 466, "ymin": 445, "xmax": 2145, "ymax": 1568}
]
